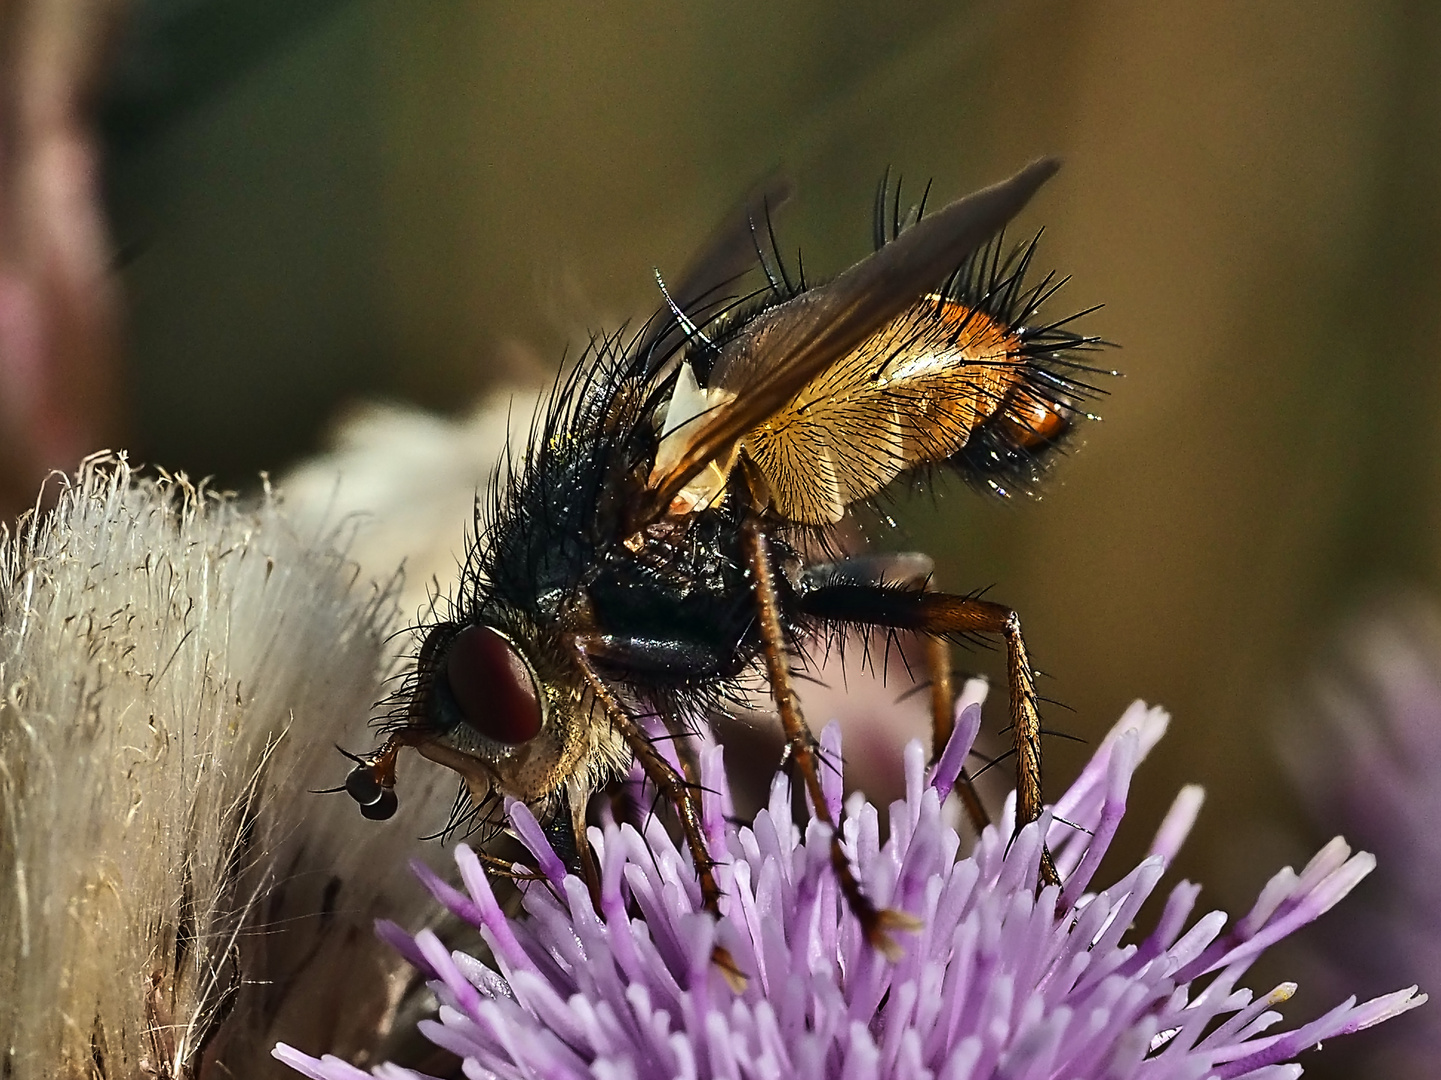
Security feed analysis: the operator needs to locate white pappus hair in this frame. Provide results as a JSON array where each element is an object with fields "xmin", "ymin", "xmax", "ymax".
[{"xmin": 0, "ymin": 455, "xmax": 451, "ymax": 1079}]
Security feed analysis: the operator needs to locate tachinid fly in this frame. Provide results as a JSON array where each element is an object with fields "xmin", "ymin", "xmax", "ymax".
[{"xmin": 342, "ymin": 159, "xmax": 1108, "ymax": 964}]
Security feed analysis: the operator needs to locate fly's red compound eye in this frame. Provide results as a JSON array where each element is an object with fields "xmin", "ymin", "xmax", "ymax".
[{"xmin": 441, "ymin": 624, "xmax": 544, "ymax": 744}]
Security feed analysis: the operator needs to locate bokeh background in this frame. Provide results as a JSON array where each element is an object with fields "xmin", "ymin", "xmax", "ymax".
[{"xmin": 6, "ymin": 2, "xmax": 1440, "ymax": 1074}]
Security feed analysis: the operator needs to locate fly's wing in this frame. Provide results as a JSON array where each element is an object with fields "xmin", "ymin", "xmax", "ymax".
[
  {"xmin": 634, "ymin": 172, "xmax": 794, "ymax": 372},
  {"xmin": 738, "ymin": 298, "xmax": 1029, "ymax": 524},
  {"xmin": 635, "ymin": 157, "xmax": 1060, "ymax": 528}
]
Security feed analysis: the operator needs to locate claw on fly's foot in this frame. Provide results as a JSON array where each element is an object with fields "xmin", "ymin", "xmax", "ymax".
[
  {"xmin": 712, "ymin": 945, "xmax": 747, "ymax": 993},
  {"xmin": 864, "ymin": 907, "xmax": 924, "ymax": 962}
]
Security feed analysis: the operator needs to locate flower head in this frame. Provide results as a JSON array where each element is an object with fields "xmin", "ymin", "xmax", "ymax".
[
  {"xmin": 1283, "ymin": 599, "xmax": 1441, "ymax": 1077},
  {"xmin": 277, "ymin": 690, "xmax": 1423, "ymax": 1080}
]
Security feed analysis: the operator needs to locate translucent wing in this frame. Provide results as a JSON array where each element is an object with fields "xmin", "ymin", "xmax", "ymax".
[
  {"xmin": 635, "ymin": 171, "xmax": 794, "ymax": 371},
  {"xmin": 739, "ymin": 297, "xmax": 1030, "ymax": 524},
  {"xmin": 636, "ymin": 158, "xmax": 1060, "ymax": 528}
]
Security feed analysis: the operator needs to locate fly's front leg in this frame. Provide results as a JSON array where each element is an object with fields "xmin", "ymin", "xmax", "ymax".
[
  {"xmin": 563, "ymin": 780, "xmax": 604, "ymax": 913},
  {"xmin": 742, "ymin": 523, "xmax": 921, "ymax": 957},
  {"xmin": 570, "ymin": 638, "xmax": 745, "ymax": 989},
  {"xmin": 797, "ymin": 583, "xmax": 1059, "ymax": 888}
]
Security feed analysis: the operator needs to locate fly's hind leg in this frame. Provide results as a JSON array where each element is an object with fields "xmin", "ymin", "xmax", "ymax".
[
  {"xmin": 797, "ymin": 582, "xmax": 1059, "ymax": 888},
  {"xmin": 743, "ymin": 524, "xmax": 922, "ymax": 957},
  {"xmin": 800, "ymin": 553, "xmax": 991, "ymax": 834}
]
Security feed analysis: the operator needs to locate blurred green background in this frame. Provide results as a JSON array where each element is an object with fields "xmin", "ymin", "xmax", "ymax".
[{"xmin": 93, "ymin": 0, "xmax": 1439, "ymax": 1060}]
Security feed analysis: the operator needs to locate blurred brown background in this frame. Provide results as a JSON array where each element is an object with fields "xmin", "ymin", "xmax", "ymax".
[{"xmin": 11, "ymin": 0, "xmax": 1441, "ymax": 1063}]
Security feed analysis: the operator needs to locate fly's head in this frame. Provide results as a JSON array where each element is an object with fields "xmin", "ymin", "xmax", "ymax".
[{"xmin": 344, "ymin": 614, "xmax": 610, "ymax": 828}]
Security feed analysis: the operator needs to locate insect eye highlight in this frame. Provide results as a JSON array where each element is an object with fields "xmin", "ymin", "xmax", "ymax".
[{"xmin": 436, "ymin": 624, "xmax": 545, "ymax": 745}]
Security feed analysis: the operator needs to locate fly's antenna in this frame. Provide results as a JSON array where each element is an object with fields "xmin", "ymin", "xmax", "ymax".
[{"xmin": 654, "ymin": 269, "xmax": 714, "ymax": 348}]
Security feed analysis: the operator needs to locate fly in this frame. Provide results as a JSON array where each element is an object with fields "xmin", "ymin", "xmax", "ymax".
[{"xmin": 340, "ymin": 158, "xmax": 1110, "ymax": 968}]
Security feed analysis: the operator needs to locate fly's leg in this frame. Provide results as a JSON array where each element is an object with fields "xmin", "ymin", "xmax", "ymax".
[
  {"xmin": 742, "ymin": 523, "xmax": 922, "ymax": 957},
  {"xmin": 797, "ymin": 583, "xmax": 1059, "ymax": 888},
  {"xmin": 922, "ymin": 634, "xmax": 991, "ymax": 835},
  {"xmin": 800, "ymin": 552, "xmax": 990, "ymax": 834},
  {"xmin": 572, "ymin": 644, "xmax": 719, "ymax": 909},
  {"xmin": 564, "ymin": 781, "xmax": 604, "ymax": 913},
  {"xmin": 570, "ymin": 640, "xmax": 746, "ymax": 990},
  {"xmin": 924, "ymin": 633, "xmax": 955, "ymax": 753}
]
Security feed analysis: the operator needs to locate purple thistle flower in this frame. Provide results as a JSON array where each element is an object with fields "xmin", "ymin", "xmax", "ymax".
[
  {"xmin": 1282, "ymin": 599, "xmax": 1441, "ymax": 1077},
  {"xmin": 275, "ymin": 693, "xmax": 1423, "ymax": 1080}
]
